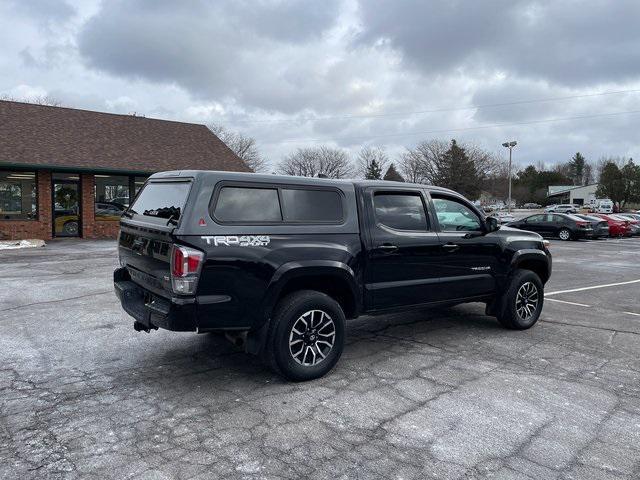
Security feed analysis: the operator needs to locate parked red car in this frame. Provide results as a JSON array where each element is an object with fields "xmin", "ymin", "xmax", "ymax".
[
  {"xmin": 593, "ymin": 214, "xmax": 632, "ymax": 237},
  {"xmin": 612, "ymin": 214, "xmax": 640, "ymax": 236}
]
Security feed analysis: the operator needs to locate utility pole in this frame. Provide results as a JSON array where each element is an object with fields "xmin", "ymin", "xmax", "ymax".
[{"xmin": 502, "ymin": 141, "xmax": 517, "ymax": 213}]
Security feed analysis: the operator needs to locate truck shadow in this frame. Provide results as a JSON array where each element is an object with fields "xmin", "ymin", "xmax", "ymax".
[{"xmin": 131, "ymin": 303, "xmax": 506, "ymax": 385}]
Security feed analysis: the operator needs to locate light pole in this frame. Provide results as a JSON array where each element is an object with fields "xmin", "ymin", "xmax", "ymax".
[{"xmin": 502, "ymin": 141, "xmax": 517, "ymax": 213}]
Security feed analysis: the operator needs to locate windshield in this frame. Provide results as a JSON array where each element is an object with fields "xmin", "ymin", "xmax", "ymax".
[{"xmin": 128, "ymin": 181, "xmax": 191, "ymax": 221}]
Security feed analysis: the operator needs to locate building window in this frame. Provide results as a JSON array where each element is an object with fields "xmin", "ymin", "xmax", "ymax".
[
  {"xmin": 94, "ymin": 175, "xmax": 130, "ymax": 219},
  {"xmin": 0, "ymin": 171, "xmax": 37, "ymax": 220}
]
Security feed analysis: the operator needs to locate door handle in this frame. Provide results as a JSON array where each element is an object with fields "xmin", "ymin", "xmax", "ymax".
[
  {"xmin": 377, "ymin": 244, "xmax": 399, "ymax": 252},
  {"xmin": 442, "ymin": 243, "xmax": 460, "ymax": 252}
]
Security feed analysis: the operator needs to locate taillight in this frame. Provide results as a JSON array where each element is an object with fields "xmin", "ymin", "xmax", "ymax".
[
  {"xmin": 171, "ymin": 245, "xmax": 204, "ymax": 294},
  {"xmin": 576, "ymin": 221, "xmax": 587, "ymax": 228}
]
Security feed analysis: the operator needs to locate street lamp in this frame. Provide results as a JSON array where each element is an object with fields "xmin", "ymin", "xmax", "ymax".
[{"xmin": 502, "ymin": 141, "xmax": 517, "ymax": 213}]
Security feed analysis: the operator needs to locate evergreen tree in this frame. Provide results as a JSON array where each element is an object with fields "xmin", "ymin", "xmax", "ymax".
[
  {"xmin": 436, "ymin": 140, "xmax": 480, "ymax": 199},
  {"xmin": 383, "ymin": 164, "xmax": 404, "ymax": 182},
  {"xmin": 357, "ymin": 146, "xmax": 388, "ymax": 179},
  {"xmin": 365, "ymin": 159, "xmax": 383, "ymax": 180},
  {"xmin": 621, "ymin": 159, "xmax": 640, "ymax": 206},
  {"xmin": 596, "ymin": 161, "xmax": 625, "ymax": 207},
  {"xmin": 568, "ymin": 152, "xmax": 586, "ymax": 185}
]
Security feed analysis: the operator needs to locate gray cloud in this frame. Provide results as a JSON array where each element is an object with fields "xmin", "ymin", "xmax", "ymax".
[
  {"xmin": 357, "ymin": 0, "xmax": 640, "ymax": 87},
  {"xmin": 77, "ymin": 0, "xmax": 344, "ymax": 113}
]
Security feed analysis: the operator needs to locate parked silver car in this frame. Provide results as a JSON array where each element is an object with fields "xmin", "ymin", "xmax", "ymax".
[{"xmin": 546, "ymin": 204, "xmax": 577, "ymax": 214}]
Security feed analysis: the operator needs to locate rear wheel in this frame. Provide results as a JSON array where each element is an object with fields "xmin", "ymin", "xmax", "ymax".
[
  {"xmin": 263, "ymin": 290, "xmax": 345, "ymax": 382},
  {"xmin": 558, "ymin": 228, "xmax": 572, "ymax": 241},
  {"xmin": 496, "ymin": 269, "xmax": 544, "ymax": 330}
]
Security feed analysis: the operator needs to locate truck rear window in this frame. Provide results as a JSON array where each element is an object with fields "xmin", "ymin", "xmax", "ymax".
[
  {"xmin": 212, "ymin": 185, "xmax": 343, "ymax": 224},
  {"xmin": 129, "ymin": 181, "xmax": 191, "ymax": 221},
  {"xmin": 281, "ymin": 189, "xmax": 343, "ymax": 222},
  {"xmin": 214, "ymin": 187, "xmax": 281, "ymax": 222}
]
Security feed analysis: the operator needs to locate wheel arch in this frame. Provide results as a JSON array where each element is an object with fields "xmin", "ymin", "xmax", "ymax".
[
  {"xmin": 263, "ymin": 261, "xmax": 361, "ymax": 322},
  {"xmin": 511, "ymin": 250, "xmax": 550, "ymax": 284}
]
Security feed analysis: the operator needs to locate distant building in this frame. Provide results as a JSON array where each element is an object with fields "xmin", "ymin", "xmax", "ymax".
[
  {"xmin": 0, "ymin": 100, "xmax": 250, "ymax": 240},
  {"xmin": 547, "ymin": 184, "xmax": 599, "ymax": 205}
]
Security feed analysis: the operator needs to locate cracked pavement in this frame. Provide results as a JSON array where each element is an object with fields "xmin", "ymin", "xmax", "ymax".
[{"xmin": 1, "ymin": 238, "xmax": 640, "ymax": 479}]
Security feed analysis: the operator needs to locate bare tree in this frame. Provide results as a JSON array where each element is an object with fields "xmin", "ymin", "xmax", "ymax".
[
  {"xmin": 356, "ymin": 146, "xmax": 388, "ymax": 179},
  {"xmin": 208, "ymin": 123, "xmax": 267, "ymax": 172},
  {"xmin": 583, "ymin": 162, "xmax": 594, "ymax": 185},
  {"xmin": 0, "ymin": 94, "xmax": 62, "ymax": 106},
  {"xmin": 278, "ymin": 146, "xmax": 354, "ymax": 179},
  {"xmin": 397, "ymin": 139, "xmax": 449, "ymax": 184},
  {"xmin": 398, "ymin": 150, "xmax": 425, "ymax": 183}
]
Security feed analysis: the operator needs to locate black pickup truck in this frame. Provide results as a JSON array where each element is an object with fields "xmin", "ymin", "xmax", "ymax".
[{"xmin": 115, "ymin": 171, "xmax": 551, "ymax": 381}]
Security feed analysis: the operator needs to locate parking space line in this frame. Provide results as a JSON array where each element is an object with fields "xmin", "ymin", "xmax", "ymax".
[
  {"xmin": 546, "ymin": 279, "xmax": 640, "ymax": 296},
  {"xmin": 546, "ymin": 298, "xmax": 591, "ymax": 307},
  {"xmin": 623, "ymin": 311, "xmax": 640, "ymax": 317}
]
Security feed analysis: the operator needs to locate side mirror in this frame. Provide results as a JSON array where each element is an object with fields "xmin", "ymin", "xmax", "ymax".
[{"xmin": 485, "ymin": 216, "xmax": 500, "ymax": 232}]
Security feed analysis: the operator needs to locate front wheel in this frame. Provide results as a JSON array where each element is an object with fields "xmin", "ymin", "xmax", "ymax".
[
  {"xmin": 496, "ymin": 269, "xmax": 544, "ymax": 330},
  {"xmin": 263, "ymin": 290, "xmax": 345, "ymax": 382},
  {"xmin": 558, "ymin": 228, "xmax": 572, "ymax": 241}
]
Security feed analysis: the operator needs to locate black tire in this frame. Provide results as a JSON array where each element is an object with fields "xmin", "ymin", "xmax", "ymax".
[
  {"xmin": 495, "ymin": 269, "xmax": 544, "ymax": 330},
  {"xmin": 558, "ymin": 228, "xmax": 572, "ymax": 241},
  {"xmin": 263, "ymin": 290, "xmax": 345, "ymax": 382},
  {"xmin": 63, "ymin": 220, "xmax": 79, "ymax": 235}
]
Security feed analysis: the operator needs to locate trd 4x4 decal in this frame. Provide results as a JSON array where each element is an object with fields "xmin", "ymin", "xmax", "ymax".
[{"xmin": 201, "ymin": 235, "xmax": 270, "ymax": 247}]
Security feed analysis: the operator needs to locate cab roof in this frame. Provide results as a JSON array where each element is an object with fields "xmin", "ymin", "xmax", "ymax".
[{"xmin": 149, "ymin": 170, "xmax": 458, "ymax": 196}]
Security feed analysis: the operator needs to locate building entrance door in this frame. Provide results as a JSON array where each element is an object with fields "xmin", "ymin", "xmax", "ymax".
[{"xmin": 52, "ymin": 174, "xmax": 81, "ymax": 237}]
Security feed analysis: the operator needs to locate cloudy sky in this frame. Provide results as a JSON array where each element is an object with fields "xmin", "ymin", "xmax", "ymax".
[{"xmin": 2, "ymin": 0, "xmax": 640, "ymax": 170}]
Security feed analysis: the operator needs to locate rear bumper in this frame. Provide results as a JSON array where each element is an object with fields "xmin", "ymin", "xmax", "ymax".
[
  {"xmin": 574, "ymin": 229, "xmax": 594, "ymax": 239},
  {"xmin": 114, "ymin": 267, "xmax": 197, "ymax": 332}
]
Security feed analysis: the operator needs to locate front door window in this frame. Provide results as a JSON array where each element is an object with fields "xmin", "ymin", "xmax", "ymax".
[{"xmin": 53, "ymin": 174, "xmax": 80, "ymax": 237}]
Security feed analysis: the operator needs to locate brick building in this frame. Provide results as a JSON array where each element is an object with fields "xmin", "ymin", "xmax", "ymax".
[{"xmin": 0, "ymin": 100, "xmax": 249, "ymax": 240}]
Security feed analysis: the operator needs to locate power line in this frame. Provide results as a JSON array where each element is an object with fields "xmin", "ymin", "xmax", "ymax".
[
  {"xmin": 265, "ymin": 109, "xmax": 640, "ymax": 145},
  {"xmin": 231, "ymin": 88, "xmax": 640, "ymax": 125}
]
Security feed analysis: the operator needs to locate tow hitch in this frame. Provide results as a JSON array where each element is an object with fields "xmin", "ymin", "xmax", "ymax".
[{"xmin": 133, "ymin": 321, "xmax": 158, "ymax": 333}]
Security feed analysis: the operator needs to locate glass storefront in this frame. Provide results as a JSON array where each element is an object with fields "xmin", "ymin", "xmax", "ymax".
[
  {"xmin": 0, "ymin": 171, "xmax": 37, "ymax": 220},
  {"xmin": 94, "ymin": 174, "xmax": 148, "ymax": 220}
]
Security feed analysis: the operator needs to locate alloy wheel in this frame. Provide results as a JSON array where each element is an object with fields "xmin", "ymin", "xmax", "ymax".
[
  {"xmin": 515, "ymin": 282, "xmax": 539, "ymax": 322},
  {"xmin": 288, "ymin": 310, "xmax": 336, "ymax": 366},
  {"xmin": 559, "ymin": 229, "xmax": 570, "ymax": 241}
]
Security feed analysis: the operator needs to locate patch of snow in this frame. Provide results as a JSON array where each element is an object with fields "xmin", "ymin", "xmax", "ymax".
[{"xmin": 0, "ymin": 239, "xmax": 45, "ymax": 250}]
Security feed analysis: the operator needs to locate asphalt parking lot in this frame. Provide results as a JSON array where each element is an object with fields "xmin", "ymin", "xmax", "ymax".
[{"xmin": 1, "ymin": 237, "xmax": 640, "ymax": 479}]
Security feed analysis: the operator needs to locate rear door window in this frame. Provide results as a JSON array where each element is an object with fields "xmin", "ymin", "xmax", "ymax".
[
  {"xmin": 129, "ymin": 181, "xmax": 191, "ymax": 222},
  {"xmin": 214, "ymin": 186, "xmax": 281, "ymax": 223},
  {"xmin": 373, "ymin": 192, "xmax": 429, "ymax": 231},
  {"xmin": 281, "ymin": 189, "xmax": 343, "ymax": 222}
]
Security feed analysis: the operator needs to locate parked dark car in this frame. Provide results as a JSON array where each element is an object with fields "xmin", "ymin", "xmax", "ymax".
[
  {"xmin": 574, "ymin": 214, "xmax": 610, "ymax": 239},
  {"xmin": 114, "ymin": 171, "xmax": 552, "ymax": 381},
  {"xmin": 507, "ymin": 213, "xmax": 593, "ymax": 241}
]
